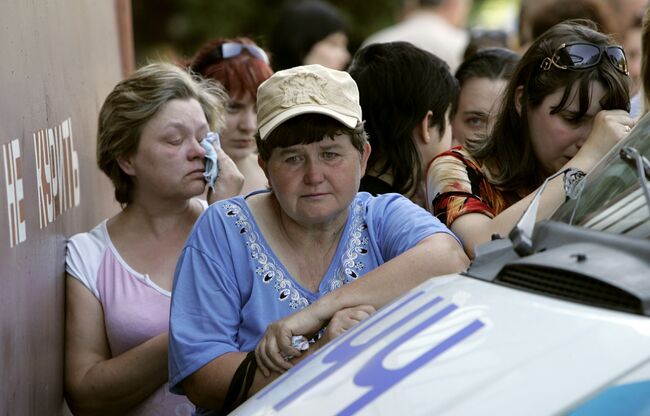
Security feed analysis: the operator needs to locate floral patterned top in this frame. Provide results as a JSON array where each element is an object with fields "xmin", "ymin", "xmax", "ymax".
[
  {"xmin": 168, "ymin": 190, "xmax": 456, "ymax": 395},
  {"xmin": 425, "ymin": 146, "xmax": 518, "ymax": 227}
]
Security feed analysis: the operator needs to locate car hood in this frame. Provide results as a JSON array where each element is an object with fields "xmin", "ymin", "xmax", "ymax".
[{"xmin": 232, "ymin": 274, "xmax": 650, "ymax": 416}]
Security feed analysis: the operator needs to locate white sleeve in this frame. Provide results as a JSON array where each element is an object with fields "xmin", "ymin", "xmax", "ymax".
[
  {"xmin": 195, "ymin": 197, "xmax": 209, "ymax": 210},
  {"xmin": 65, "ymin": 225, "xmax": 106, "ymax": 300}
]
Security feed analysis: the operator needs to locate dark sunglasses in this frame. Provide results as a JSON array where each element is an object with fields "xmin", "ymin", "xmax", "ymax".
[
  {"xmin": 540, "ymin": 42, "xmax": 629, "ymax": 75},
  {"xmin": 192, "ymin": 42, "xmax": 269, "ymax": 74}
]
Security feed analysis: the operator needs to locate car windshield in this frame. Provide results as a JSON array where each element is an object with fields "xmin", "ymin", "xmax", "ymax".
[{"xmin": 552, "ymin": 112, "xmax": 650, "ymax": 239}]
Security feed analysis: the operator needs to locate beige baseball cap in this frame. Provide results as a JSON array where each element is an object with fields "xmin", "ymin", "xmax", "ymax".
[{"xmin": 256, "ymin": 64, "xmax": 362, "ymax": 140}]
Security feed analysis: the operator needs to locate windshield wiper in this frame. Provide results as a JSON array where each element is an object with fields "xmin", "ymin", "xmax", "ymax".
[{"xmin": 619, "ymin": 146, "xmax": 650, "ymax": 209}]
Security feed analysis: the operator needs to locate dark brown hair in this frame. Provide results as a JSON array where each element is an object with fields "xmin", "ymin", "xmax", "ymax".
[
  {"xmin": 530, "ymin": 0, "xmax": 614, "ymax": 41},
  {"xmin": 348, "ymin": 41, "xmax": 458, "ymax": 197},
  {"xmin": 256, "ymin": 113, "xmax": 367, "ymax": 162},
  {"xmin": 468, "ymin": 20, "xmax": 630, "ymax": 193}
]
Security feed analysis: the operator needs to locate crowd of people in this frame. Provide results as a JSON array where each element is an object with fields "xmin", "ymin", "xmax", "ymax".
[{"xmin": 63, "ymin": 0, "xmax": 649, "ymax": 414}]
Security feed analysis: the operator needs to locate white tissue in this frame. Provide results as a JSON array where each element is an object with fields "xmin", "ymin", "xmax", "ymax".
[{"xmin": 201, "ymin": 132, "xmax": 220, "ymax": 190}]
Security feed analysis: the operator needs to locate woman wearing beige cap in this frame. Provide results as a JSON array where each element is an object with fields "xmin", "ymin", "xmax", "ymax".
[{"xmin": 168, "ymin": 64, "xmax": 469, "ymax": 414}]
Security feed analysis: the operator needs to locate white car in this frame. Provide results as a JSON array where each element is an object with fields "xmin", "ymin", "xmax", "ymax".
[{"xmin": 232, "ymin": 114, "xmax": 650, "ymax": 416}]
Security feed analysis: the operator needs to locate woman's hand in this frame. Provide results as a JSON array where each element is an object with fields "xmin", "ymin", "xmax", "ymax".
[
  {"xmin": 207, "ymin": 148, "xmax": 244, "ymax": 203},
  {"xmin": 573, "ymin": 109, "xmax": 634, "ymax": 169},
  {"xmin": 255, "ymin": 304, "xmax": 376, "ymax": 377},
  {"xmin": 320, "ymin": 305, "xmax": 376, "ymax": 344},
  {"xmin": 254, "ymin": 307, "xmax": 324, "ymax": 376}
]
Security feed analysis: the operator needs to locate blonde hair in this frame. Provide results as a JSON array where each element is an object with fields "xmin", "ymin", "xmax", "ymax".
[{"xmin": 97, "ymin": 62, "xmax": 228, "ymax": 205}]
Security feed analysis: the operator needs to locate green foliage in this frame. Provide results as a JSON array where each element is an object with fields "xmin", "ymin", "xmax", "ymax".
[
  {"xmin": 132, "ymin": 0, "xmax": 512, "ymax": 66},
  {"xmin": 133, "ymin": 0, "xmax": 403, "ymax": 66}
]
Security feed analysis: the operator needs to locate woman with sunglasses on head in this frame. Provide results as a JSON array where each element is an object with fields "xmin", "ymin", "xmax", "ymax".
[
  {"xmin": 426, "ymin": 19, "xmax": 633, "ymax": 259},
  {"xmin": 64, "ymin": 63, "xmax": 243, "ymax": 415},
  {"xmin": 189, "ymin": 38, "xmax": 273, "ymax": 195}
]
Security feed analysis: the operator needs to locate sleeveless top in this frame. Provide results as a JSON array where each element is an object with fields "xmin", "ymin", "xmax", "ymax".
[{"xmin": 65, "ymin": 200, "xmax": 208, "ymax": 415}]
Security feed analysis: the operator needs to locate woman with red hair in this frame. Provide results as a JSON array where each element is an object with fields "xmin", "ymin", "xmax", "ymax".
[{"xmin": 189, "ymin": 38, "xmax": 273, "ymax": 195}]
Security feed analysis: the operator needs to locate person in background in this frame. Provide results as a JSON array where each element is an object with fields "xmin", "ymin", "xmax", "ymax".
[
  {"xmin": 641, "ymin": 6, "xmax": 650, "ymax": 115},
  {"xmin": 517, "ymin": 0, "xmax": 614, "ymax": 52},
  {"xmin": 517, "ymin": 0, "xmax": 550, "ymax": 49},
  {"xmin": 624, "ymin": 14, "xmax": 644, "ymax": 118},
  {"xmin": 609, "ymin": 0, "xmax": 648, "ymax": 39},
  {"xmin": 450, "ymin": 47, "xmax": 520, "ymax": 147},
  {"xmin": 168, "ymin": 64, "xmax": 468, "ymax": 414},
  {"xmin": 463, "ymin": 28, "xmax": 511, "ymax": 61},
  {"xmin": 607, "ymin": 0, "xmax": 648, "ymax": 116},
  {"xmin": 188, "ymin": 37, "xmax": 273, "ymax": 195},
  {"xmin": 426, "ymin": 20, "xmax": 633, "ymax": 258},
  {"xmin": 269, "ymin": 0, "xmax": 351, "ymax": 71},
  {"xmin": 65, "ymin": 63, "xmax": 243, "ymax": 415},
  {"xmin": 348, "ymin": 41, "xmax": 458, "ymax": 206},
  {"xmin": 532, "ymin": 0, "xmax": 613, "ymax": 39},
  {"xmin": 362, "ymin": 0, "xmax": 472, "ymax": 72}
]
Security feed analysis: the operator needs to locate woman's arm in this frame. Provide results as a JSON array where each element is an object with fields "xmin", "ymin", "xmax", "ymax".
[
  {"xmin": 64, "ymin": 275, "xmax": 169, "ymax": 415},
  {"xmin": 445, "ymin": 109, "xmax": 634, "ymax": 258},
  {"xmin": 183, "ymin": 305, "xmax": 375, "ymax": 409},
  {"xmin": 449, "ymin": 179, "xmax": 565, "ymax": 258},
  {"xmin": 182, "ymin": 351, "xmax": 267, "ymax": 410},
  {"xmin": 255, "ymin": 233, "xmax": 469, "ymax": 373}
]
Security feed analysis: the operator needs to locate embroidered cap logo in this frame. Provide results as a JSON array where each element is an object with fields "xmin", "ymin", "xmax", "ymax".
[{"xmin": 280, "ymin": 71, "xmax": 329, "ymax": 108}]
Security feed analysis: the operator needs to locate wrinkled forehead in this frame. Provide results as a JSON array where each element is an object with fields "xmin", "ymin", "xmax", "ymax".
[
  {"xmin": 144, "ymin": 98, "xmax": 208, "ymax": 134},
  {"xmin": 271, "ymin": 132, "xmax": 352, "ymax": 152}
]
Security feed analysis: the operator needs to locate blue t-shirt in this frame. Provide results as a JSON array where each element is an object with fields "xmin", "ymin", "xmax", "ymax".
[{"xmin": 169, "ymin": 191, "xmax": 456, "ymax": 393}]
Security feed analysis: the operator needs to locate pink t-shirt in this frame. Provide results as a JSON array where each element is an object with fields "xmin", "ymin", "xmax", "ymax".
[{"xmin": 66, "ymin": 219, "xmax": 195, "ymax": 416}]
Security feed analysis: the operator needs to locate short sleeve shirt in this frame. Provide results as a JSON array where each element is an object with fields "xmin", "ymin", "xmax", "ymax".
[
  {"xmin": 425, "ymin": 147, "xmax": 515, "ymax": 227},
  {"xmin": 168, "ymin": 191, "xmax": 458, "ymax": 393}
]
